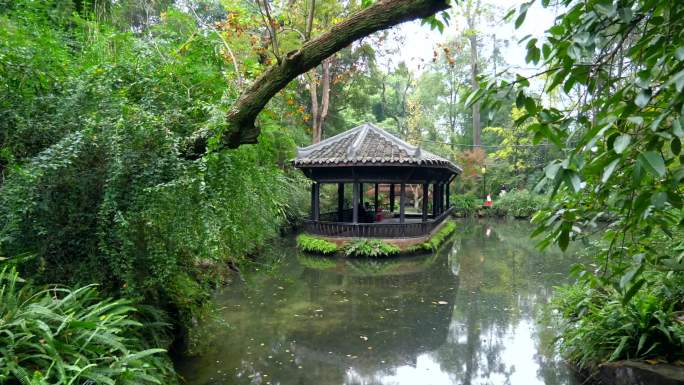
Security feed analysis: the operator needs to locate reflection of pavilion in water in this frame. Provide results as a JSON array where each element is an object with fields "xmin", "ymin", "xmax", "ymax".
[{"xmin": 290, "ymin": 242, "xmax": 459, "ymax": 378}]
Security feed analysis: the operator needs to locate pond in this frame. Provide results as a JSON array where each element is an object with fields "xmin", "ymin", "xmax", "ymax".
[{"xmin": 176, "ymin": 220, "xmax": 584, "ymax": 385}]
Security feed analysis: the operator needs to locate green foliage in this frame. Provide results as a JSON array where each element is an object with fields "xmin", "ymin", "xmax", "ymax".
[
  {"xmin": 0, "ymin": 266, "xmax": 176, "ymax": 385},
  {"xmin": 475, "ymin": 0, "xmax": 684, "ymax": 367},
  {"xmin": 296, "ymin": 234, "xmax": 339, "ymax": 255},
  {"xmin": 451, "ymin": 193, "xmax": 479, "ymax": 216},
  {"xmin": 493, "ymin": 190, "xmax": 546, "ymax": 218},
  {"xmin": 550, "ymin": 272, "xmax": 684, "ymax": 369},
  {"xmin": 407, "ymin": 220, "xmax": 457, "ymax": 253},
  {"xmin": 343, "ymin": 239, "xmax": 400, "ymax": 258},
  {"xmin": 0, "ymin": 0, "xmax": 309, "ymax": 353}
]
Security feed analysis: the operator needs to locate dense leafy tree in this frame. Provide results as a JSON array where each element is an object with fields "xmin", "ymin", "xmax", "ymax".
[{"xmin": 476, "ymin": 0, "xmax": 684, "ymax": 368}]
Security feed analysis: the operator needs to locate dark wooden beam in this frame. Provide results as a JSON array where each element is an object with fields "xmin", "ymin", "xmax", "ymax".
[
  {"xmin": 359, "ymin": 182, "xmax": 364, "ymax": 206},
  {"xmin": 374, "ymin": 183, "xmax": 379, "ymax": 212},
  {"xmin": 399, "ymin": 183, "xmax": 406, "ymax": 224},
  {"xmin": 432, "ymin": 183, "xmax": 438, "ymax": 217},
  {"xmin": 422, "ymin": 183, "xmax": 429, "ymax": 222},
  {"xmin": 337, "ymin": 182, "xmax": 344, "ymax": 222},
  {"xmin": 352, "ymin": 182, "xmax": 359, "ymax": 223},
  {"xmin": 313, "ymin": 182, "xmax": 320, "ymax": 220},
  {"xmin": 389, "ymin": 184, "xmax": 395, "ymax": 212}
]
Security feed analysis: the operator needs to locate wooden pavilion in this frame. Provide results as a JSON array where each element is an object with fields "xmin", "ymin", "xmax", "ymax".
[{"xmin": 294, "ymin": 123, "xmax": 461, "ymax": 240}]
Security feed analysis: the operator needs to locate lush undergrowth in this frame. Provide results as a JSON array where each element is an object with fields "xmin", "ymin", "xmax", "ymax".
[
  {"xmin": 451, "ymin": 193, "xmax": 480, "ymax": 217},
  {"xmin": 406, "ymin": 221, "xmax": 457, "ymax": 253},
  {"xmin": 451, "ymin": 190, "xmax": 546, "ymax": 219},
  {"xmin": 296, "ymin": 234, "xmax": 338, "ymax": 255},
  {"xmin": 344, "ymin": 239, "xmax": 401, "ymax": 258},
  {"xmin": 492, "ymin": 190, "xmax": 546, "ymax": 218},
  {"xmin": 549, "ymin": 271, "xmax": 684, "ymax": 369},
  {"xmin": 0, "ymin": 0, "xmax": 309, "ymax": 357},
  {"xmin": 0, "ymin": 266, "xmax": 176, "ymax": 385}
]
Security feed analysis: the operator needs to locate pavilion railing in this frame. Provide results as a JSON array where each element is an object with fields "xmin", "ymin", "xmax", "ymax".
[{"xmin": 303, "ymin": 207, "xmax": 454, "ymax": 239}]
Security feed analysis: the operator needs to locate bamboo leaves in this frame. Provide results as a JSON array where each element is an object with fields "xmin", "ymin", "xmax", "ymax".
[{"xmin": 0, "ymin": 267, "xmax": 173, "ymax": 385}]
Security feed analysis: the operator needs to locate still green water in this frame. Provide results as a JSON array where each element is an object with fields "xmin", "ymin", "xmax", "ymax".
[{"xmin": 176, "ymin": 220, "xmax": 583, "ymax": 385}]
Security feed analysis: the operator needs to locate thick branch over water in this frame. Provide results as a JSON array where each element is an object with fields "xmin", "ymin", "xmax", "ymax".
[{"xmin": 181, "ymin": 0, "xmax": 450, "ymax": 159}]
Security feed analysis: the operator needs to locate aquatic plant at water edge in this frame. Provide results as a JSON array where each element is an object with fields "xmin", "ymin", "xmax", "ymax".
[
  {"xmin": 0, "ymin": 266, "xmax": 176, "ymax": 385},
  {"xmin": 407, "ymin": 221, "xmax": 457, "ymax": 253},
  {"xmin": 296, "ymin": 234, "xmax": 339, "ymax": 255},
  {"xmin": 344, "ymin": 239, "xmax": 400, "ymax": 258},
  {"xmin": 549, "ymin": 271, "xmax": 684, "ymax": 369}
]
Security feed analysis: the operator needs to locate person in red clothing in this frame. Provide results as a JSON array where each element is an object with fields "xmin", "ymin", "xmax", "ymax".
[{"xmin": 484, "ymin": 194, "xmax": 493, "ymax": 207}]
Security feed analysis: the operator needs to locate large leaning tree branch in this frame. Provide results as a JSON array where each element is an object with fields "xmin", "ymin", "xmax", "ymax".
[{"xmin": 181, "ymin": 0, "xmax": 450, "ymax": 160}]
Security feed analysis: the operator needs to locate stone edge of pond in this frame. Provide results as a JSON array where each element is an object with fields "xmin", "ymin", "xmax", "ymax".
[
  {"xmin": 296, "ymin": 220, "xmax": 457, "ymax": 258},
  {"xmin": 576, "ymin": 360, "xmax": 684, "ymax": 385}
]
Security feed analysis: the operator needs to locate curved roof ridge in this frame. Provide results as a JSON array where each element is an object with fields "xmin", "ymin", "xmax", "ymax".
[
  {"xmin": 365, "ymin": 123, "xmax": 418, "ymax": 155},
  {"xmin": 297, "ymin": 124, "xmax": 365, "ymax": 157}
]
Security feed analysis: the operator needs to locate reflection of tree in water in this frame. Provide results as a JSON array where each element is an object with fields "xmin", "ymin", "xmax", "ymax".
[{"xmin": 433, "ymin": 221, "xmax": 580, "ymax": 385}]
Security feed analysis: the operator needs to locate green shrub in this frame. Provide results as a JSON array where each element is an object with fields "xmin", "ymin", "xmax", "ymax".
[
  {"xmin": 549, "ymin": 272, "xmax": 684, "ymax": 369},
  {"xmin": 0, "ymin": 266, "xmax": 176, "ymax": 385},
  {"xmin": 451, "ymin": 193, "xmax": 479, "ymax": 217},
  {"xmin": 343, "ymin": 239, "xmax": 400, "ymax": 258},
  {"xmin": 296, "ymin": 234, "xmax": 339, "ymax": 255},
  {"xmin": 493, "ymin": 190, "xmax": 546, "ymax": 218},
  {"xmin": 407, "ymin": 221, "xmax": 457, "ymax": 253}
]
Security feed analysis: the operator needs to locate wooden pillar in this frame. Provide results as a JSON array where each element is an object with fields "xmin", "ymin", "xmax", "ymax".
[
  {"xmin": 312, "ymin": 182, "xmax": 320, "ymax": 220},
  {"xmin": 399, "ymin": 183, "xmax": 406, "ymax": 223},
  {"xmin": 389, "ymin": 184, "xmax": 395, "ymax": 212},
  {"xmin": 440, "ymin": 183, "xmax": 444, "ymax": 213},
  {"xmin": 446, "ymin": 180, "xmax": 451, "ymax": 209},
  {"xmin": 432, "ymin": 183, "xmax": 438, "ymax": 217},
  {"xmin": 359, "ymin": 183, "xmax": 364, "ymax": 206},
  {"xmin": 352, "ymin": 182, "xmax": 359, "ymax": 224},
  {"xmin": 374, "ymin": 183, "xmax": 379, "ymax": 212},
  {"xmin": 337, "ymin": 183, "xmax": 344, "ymax": 222},
  {"xmin": 422, "ymin": 183, "xmax": 429, "ymax": 222}
]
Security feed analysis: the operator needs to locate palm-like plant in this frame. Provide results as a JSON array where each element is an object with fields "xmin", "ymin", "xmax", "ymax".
[{"xmin": 0, "ymin": 266, "xmax": 175, "ymax": 385}]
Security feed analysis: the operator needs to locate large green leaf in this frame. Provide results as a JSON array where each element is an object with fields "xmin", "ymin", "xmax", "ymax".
[
  {"xmin": 613, "ymin": 134, "xmax": 630, "ymax": 154},
  {"xmin": 637, "ymin": 151, "xmax": 666, "ymax": 177},
  {"xmin": 601, "ymin": 158, "xmax": 620, "ymax": 183}
]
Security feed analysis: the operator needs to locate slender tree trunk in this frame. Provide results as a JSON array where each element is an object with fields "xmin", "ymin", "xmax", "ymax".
[
  {"xmin": 466, "ymin": 0, "xmax": 481, "ymax": 147},
  {"xmin": 305, "ymin": 0, "xmax": 316, "ymax": 40},
  {"xmin": 309, "ymin": 71, "xmax": 320, "ymax": 142},
  {"xmin": 469, "ymin": 32, "xmax": 480, "ymax": 147},
  {"xmin": 316, "ymin": 57, "xmax": 332, "ymax": 142}
]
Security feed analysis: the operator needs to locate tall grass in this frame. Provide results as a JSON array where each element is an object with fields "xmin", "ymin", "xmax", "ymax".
[{"xmin": 0, "ymin": 266, "xmax": 175, "ymax": 385}]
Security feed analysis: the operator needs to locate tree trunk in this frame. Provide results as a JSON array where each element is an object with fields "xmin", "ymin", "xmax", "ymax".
[
  {"xmin": 466, "ymin": 0, "xmax": 481, "ymax": 147},
  {"xmin": 180, "ymin": 0, "xmax": 450, "ymax": 159},
  {"xmin": 316, "ymin": 57, "xmax": 332, "ymax": 142},
  {"xmin": 309, "ymin": 71, "xmax": 320, "ymax": 142},
  {"xmin": 469, "ymin": 33, "xmax": 480, "ymax": 147}
]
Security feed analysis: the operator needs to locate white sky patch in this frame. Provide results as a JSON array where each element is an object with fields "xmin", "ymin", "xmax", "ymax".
[{"xmin": 379, "ymin": 0, "xmax": 559, "ymax": 79}]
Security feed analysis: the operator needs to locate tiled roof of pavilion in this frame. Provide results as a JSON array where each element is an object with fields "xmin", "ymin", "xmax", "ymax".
[{"xmin": 294, "ymin": 123, "xmax": 461, "ymax": 173}]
